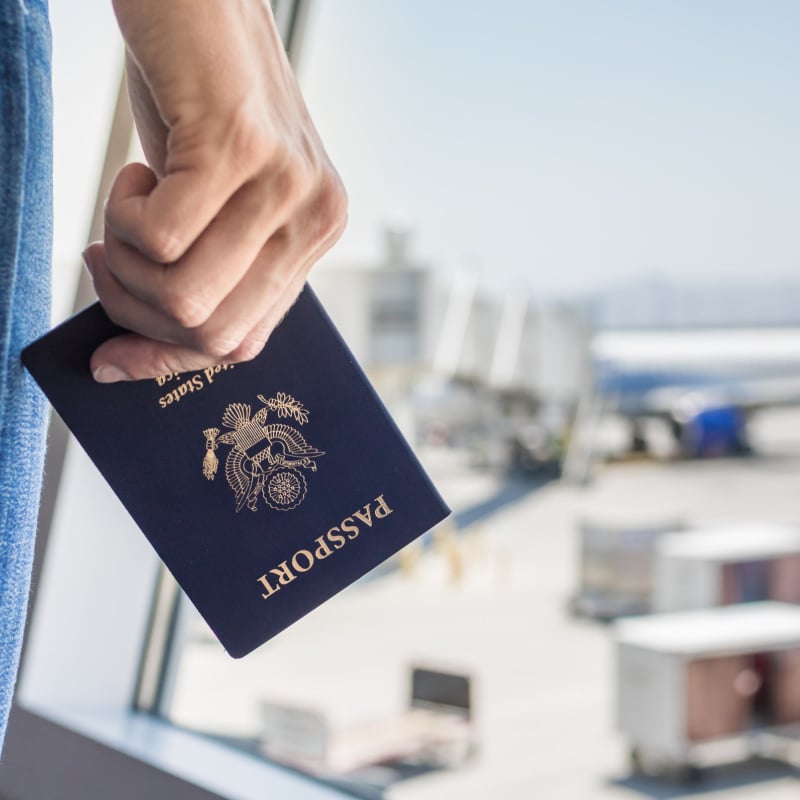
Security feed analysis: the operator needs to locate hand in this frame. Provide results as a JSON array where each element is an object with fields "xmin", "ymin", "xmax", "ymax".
[{"xmin": 84, "ymin": 0, "xmax": 347, "ymax": 382}]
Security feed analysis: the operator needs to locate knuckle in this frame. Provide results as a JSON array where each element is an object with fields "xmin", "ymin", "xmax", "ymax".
[
  {"xmin": 235, "ymin": 130, "xmax": 273, "ymax": 174},
  {"xmin": 226, "ymin": 104, "xmax": 276, "ymax": 172},
  {"xmin": 268, "ymin": 151, "xmax": 314, "ymax": 209},
  {"xmin": 320, "ymin": 169, "xmax": 348, "ymax": 224},
  {"xmin": 190, "ymin": 327, "xmax": 241, "ymax": 360},
  {"xmin": 262, "ymin": 265, "xmax": 290, "ymax": 297},
  {"xmin": 313, "ymin": 171, "xmax": 349, "ymax": 241},
  {"xmin": 263, "ymin": 137, "xmax": 322, "ymax": 208},
  {"xmin": 229, "ymin": 336, "xmax": 266, "ymax": 364},
  {"xmin": 139, "ymin": 224, "xmax": 184, "ymax": 264},
  {"xmin": 146, "ymin": 354, "xmax": 181, "ymax": 380},
  {"xmin": 160, "ymin": 288, "xmax": 212, "ymax": 330},
  {"xmin": 284, "ymin": 162, "xmax": 314, "ymax": 206}
]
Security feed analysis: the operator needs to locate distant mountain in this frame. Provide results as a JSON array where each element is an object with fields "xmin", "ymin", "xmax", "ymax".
[{"xmin": 589, "ymin": 278, "xmax": 800, "ymax": 330}]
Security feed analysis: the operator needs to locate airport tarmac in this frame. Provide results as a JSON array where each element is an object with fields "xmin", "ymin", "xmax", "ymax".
[{"xmin": 169, "ymin": 408, "xmax": 800, "ymax": 799}]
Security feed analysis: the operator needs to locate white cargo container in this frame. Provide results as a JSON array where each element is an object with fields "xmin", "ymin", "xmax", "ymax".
[
  {"xmin": 616, "ymin": 602, "xmax": 800, "ymax": 779},
  {"xmin": 652, "ymin": 524, "xmax": 800, "ymax": 613}
]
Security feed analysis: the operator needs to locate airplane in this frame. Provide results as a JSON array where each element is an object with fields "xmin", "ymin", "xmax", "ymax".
[{"xmin": 590, "ymin": 328, "xmax": 800, "ymax": 458}]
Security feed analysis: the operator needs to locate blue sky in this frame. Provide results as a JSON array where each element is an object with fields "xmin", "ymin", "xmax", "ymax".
[
  {"xmin": 50, "ymin": 1, "xmax": 800, "ymax": 315},
  {"xmin": 301, "ymin": 1, "xmax": 800, "ymax": 295}
]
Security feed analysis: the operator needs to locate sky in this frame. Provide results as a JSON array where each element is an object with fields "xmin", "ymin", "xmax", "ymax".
[
  {"xmin": 300, "ymin": 1, "xmax": 800, "ymax": 295},
  {"xmin": 49, "ymin": 1, "xmax": 800, "ymax": 317}
]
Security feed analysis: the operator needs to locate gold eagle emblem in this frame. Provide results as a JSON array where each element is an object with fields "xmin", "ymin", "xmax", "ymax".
[{"xmin": 202, "ymin": 392, "xmax": 324, "ymax": 512}]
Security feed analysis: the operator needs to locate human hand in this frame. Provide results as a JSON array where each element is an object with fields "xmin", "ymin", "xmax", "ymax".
[{"xmin": 84, "ymin": 0, "xmax": 347, "ymax": 382}]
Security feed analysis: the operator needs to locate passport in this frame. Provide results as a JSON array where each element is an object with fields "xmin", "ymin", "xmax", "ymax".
[{"xmin": 22, "ymin": 286, "xmax": 450, "ymax": 657}]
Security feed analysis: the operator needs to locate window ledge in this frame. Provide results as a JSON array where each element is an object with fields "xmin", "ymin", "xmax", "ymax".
[{"xmin": 0, "ymin": 702, "xmax": 353, "ymax": 800}]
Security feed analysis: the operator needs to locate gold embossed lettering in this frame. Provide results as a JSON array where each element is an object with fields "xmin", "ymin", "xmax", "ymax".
[
  {"xmin": 254, "ymin": 496, "xmax": 395, "ymax": 600},
  {"xmin": 257, "ymin": 574, "xmax": 279, "ymax": 599},
  {"xmin": 314, "ymin": 536, "xmax": 334, "ymax": 559},
  {"xmin": 352, "ymin": 504, "xmax": 374, "ymax": 528},
  {"xmin": 156, "ymin": 363, "xmax": 236, "ymax": 409},
  {"xmin": 155, "ymin": 371, "xmax": 178, "ymax": 387},
  {"xmin": 270, "ymin": 561, "xmax": 297, "ymax": 585},
  {"xmin": 292, "ymin": 549, "xmax": 314, "ymax": 573},
  {"xmin": 326, "ymin": 527, "xmax": 346, "ymax": 549},
  {"xmin": 341, "ymin": 516, "xmax": 360, "ymax": 540},
  {"xmin": 373, "ymin": 494, "xmax": 393, "ymax": 519}
]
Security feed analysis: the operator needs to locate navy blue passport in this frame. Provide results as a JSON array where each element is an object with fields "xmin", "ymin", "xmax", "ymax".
[{"xmin": 22, "ymin": 286, "xmax": 450, "ymax": 657}]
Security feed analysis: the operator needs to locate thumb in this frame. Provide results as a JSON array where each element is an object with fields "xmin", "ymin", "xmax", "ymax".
[{"xmin": 91, "ymin": 333, "xmax": 224, "ymax": 383}]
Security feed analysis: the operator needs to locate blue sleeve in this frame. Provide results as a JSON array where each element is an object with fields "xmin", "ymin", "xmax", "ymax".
[{"xmin": 0, "ymin": 0, "xmax": 52, "ymax": 758}]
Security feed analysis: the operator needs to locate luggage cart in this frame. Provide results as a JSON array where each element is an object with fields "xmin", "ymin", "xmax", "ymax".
[
  {"xmin": 616, "ymin": 602, "xmax": 800, "ymax": 781},
  {"xmin": 653, "ymin": 523, "xmax": 800, "ymax": 613},
  {"xmin": 572, "ymin": 517, "xmax": 684, "ymax": 620}
]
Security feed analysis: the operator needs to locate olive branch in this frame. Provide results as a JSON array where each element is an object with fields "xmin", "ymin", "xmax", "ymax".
[{"xmin": 256, "ymin": 392, "xmax": 309, "ymax": 425}]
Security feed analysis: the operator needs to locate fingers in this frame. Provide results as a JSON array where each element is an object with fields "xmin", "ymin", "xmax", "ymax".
[
  {"xmin": 104, "ymin": 125, "xmax": 265, "ymax": 265},
  {"xmin": 85, "ymin": 231, "xmax": 293, "ymax": 360},
  {"xmin": 222, "ymin": 217, "xmax": 344, "ymax": 364},
  {"xmin": 86, "ymin": 174, "xmax": 346, "ymax": 381},
  {"xmin": 90, "ymin": 266, "xmax": 311, "ymax": 382},
  {"xmin": 102, "ymin": 162, "xmax": 298, "ymax": 327}
]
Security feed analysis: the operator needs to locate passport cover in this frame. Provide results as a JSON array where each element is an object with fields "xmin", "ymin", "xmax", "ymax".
[{"xmin": 22, "ymin": 286, "xmax": 450, "ymax": 657}]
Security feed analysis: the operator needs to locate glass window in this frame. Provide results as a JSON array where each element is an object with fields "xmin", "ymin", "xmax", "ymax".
[
  {"xmin": 154, "ymin": 2, "xmax": 800, "ymax": 797},
  {"xmin": 12, "ymin": 2, "xmax": 800, "ymax": 799}
]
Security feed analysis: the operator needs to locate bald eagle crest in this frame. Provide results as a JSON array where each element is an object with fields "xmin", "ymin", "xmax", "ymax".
[{"xmin": 202, "ymin": 392, "xmax": 324, "ymax": 512}]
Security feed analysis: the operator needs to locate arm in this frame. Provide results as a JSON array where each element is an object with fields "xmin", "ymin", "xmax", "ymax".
[{"xmin": 85, "ymin": 0, "xmax": 347, "ymax": 382}]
